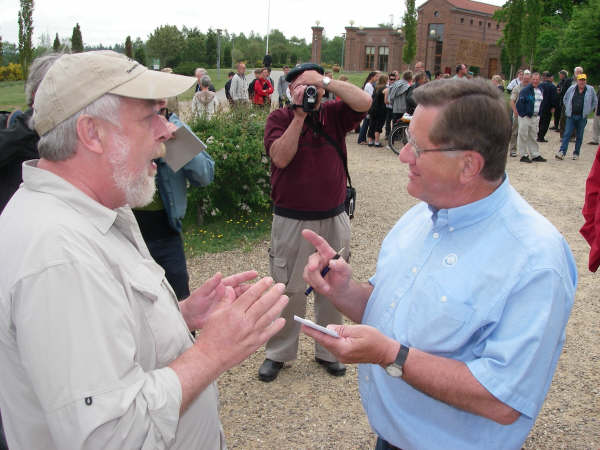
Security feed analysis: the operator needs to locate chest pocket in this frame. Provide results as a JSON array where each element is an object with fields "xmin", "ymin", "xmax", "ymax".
[
  {"xmin": 405, "ymin": 275, "xmax": 475, "ymax": 353},
  {"xmin": 128, "ymin": 260, "xmax": 191, "ymax": 368}
]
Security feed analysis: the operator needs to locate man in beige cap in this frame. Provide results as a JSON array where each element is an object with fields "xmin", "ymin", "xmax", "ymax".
[{"xmin": 0, "ymin": 51, "xmax": 288, "ymax": 449}]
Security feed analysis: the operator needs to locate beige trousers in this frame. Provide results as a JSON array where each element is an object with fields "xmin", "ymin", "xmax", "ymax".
[
  {"xmin": 517, "ymin": 115, "xmax": 540, "ymax": 158},
  {"xmin": 266, "ymin": 213, "xmax": 351, "ymax": 362},
  {"xmin": 508, "ymin": 113, "xmax": 518, "ymax": 154}
]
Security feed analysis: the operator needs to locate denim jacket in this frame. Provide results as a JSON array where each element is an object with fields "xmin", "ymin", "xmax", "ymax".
[
  {"xmin": 563, "ymin": 84, "xmax": 598, "ymax": 118},
  {"xmin": 156, "ymin": 113, "xmax": 214, "ymax": 233},
  {"xmin": 516, "ymin": 84, "xmax": 536, "ymax": 118}
]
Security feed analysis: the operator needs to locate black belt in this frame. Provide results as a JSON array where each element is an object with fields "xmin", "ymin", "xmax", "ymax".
[{"xmin": 273, "ymin": 202, "xmax": 345, "ymax": 221}]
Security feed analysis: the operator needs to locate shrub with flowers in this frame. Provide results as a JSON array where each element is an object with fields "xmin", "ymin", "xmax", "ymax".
[
  {"xmin": 0, "ymin": 63, "xmax": 24, "ymax": 81},
  {"xmin": 188, "ymin": 104, "xmax": 272, "ymax": 221}
]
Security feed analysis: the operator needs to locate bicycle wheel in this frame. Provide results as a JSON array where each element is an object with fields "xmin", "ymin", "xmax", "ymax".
[{"xmin": 388, "ymin": 124, "xmax": 408, "ymax": 155}]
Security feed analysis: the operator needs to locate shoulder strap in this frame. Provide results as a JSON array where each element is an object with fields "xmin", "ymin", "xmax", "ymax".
[{"xmin": 305, "ymin": 116, "xmax": 352, "ymax": 188}]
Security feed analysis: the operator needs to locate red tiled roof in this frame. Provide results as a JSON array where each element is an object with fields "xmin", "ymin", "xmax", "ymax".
[{"xmin": 446, "ymin": 0, "xmax": 501, "ymax": 15}]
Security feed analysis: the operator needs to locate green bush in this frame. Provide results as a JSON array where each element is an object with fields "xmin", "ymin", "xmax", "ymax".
[
  {"xmin": 0, "ymin": 63, "xmax": 24, "ymax": 81},
  {"xmin": 188, "ymin": 105, "xmax": 272, "ymax": 220},
  {"xmin": 174, "ymin": 61, "xmax": 200, "ymax": 76}
]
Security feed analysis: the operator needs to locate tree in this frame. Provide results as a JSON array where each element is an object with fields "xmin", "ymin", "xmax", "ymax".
[
  {"xmin": 205, "ymin": 29, "xmax": 218, "ymax": 67},
  {"xmin": 53, "ymin": 33, "xmax": 60, "ymax": 52},
  {"xmin": 522, "ymin": 0, "xmax": 541, "ymax": 68},
  {"xmin": 125, "ymin": 36, "xmax": 133, "ymax": 58},
  {"xmin": 495, "ymin": 0, "xmax": 524, "ymax": 79},
  {"xmin": 0, "ymin": 36, "xmax": 3, "ymax": 65},
  {"xmin": 71, "ymin": 23, "xmax": 83, "ymax": 53},
  {"xmin": 146, "ymin": 25, "xmax": 184, "ymax": 68},
  {"xmin": 18, "ymin": 0, "xmax": 34, "ymax": 79},
  {"xmin": 402, "ymin": 0, "xmax": 417, "ymax": 66},
  {"xmin": 132, "ymin": 37, "xmax": 146, "ymax": 65}
]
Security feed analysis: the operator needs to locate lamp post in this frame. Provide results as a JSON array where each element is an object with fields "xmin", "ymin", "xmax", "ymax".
[
  {"xmin": 216, "ymin": 29, "xmax": 222, "ymax": 79},
  {"xmin": 340, "ymin": 33, "xmax": 346, "ymax": 70},
  {"xmin": 424, "ymin": 28, "xmax": 436, "ymax": 74}
]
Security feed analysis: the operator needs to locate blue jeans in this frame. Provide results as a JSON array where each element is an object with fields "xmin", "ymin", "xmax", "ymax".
[
  {"xmin": 560, "ymin": 115, "xmax": 588, "ymax": 155},
  {"xmin": 358, "ymin": 117, "xmax": 370, "ymax": 143}
]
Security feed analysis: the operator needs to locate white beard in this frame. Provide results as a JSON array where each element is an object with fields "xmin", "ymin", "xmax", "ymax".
[{"xmin": 108, "ymin": 133, "xmax": 156, "ymax": 208}]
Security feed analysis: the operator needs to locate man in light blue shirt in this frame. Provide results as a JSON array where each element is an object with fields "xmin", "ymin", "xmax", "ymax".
[{"xmin": 300, "ymin": 79, "xmax": 576, "ymax": 450}]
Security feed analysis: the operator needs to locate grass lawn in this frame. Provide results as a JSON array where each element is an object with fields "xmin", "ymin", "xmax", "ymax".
[
  {"xmin": 178, "ymin": 69, "xmax": 231, "ymax": 102},
  {"xmin": 336, "ymin": 71, "xmax": 371, "ymax": 89},
  {"xmin": 0, "ymin": 81, "xmax": 26, "ymax": 111},
  {"xmin": 182, "ymin": 210, "xmax": 272, "ymax": 256}
]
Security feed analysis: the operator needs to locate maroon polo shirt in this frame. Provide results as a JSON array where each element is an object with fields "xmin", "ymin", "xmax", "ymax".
[{"xmin": 264, "ymin": 101, "xmax": 365, "ymax": 214}]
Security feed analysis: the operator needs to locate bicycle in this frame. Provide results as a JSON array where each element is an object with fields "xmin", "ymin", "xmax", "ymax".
[{"xmin": 388, "ymin": 113, "xmax": 412, "ymax": 155}]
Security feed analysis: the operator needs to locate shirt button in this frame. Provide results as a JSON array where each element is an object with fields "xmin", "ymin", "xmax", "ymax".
[
  {"xmin": 365, "ymin": 375, "xmax": 370, "ymax": 382},
  {"xmin": 433, "ymin": 232, "xmax": 440, "ymax": 239},
  {"xmin": 441, "ymin": 295, "xmax": 448, "ymax": 302},
  {"xmin": 411, "ymin": 267, "xmax": 417, "ymax": 273},
  {"xmin": 449, "ymin": 227, "xmax": 455, "ymax": 232},
  {"xmin": 390, "ymin": 302, "xmax": 396, "ymax": 308}
]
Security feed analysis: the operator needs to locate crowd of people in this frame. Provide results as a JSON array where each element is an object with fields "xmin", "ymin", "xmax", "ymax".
[{"xmin": 0, "ymin": 50, "xmax": 597, "ymax": 449}]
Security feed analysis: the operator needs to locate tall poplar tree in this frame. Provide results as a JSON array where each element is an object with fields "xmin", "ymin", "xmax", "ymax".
[
  {"xmin": 495, "ymin": 0, "xmax": 524, "ymax": 79},
  {"xmin": 522, "ymin": 0, "xmax": 541, "ymax": 68},
  {"xmin": 53, "ymin": 33, "xmax": 60, "ymax": 52},
  {"xmin": 71, "ymin": 23, "xmax": 83, "ymax": 53},
  {"xmin": 18, "ymin": 0, "xmax": 34, "ymax": 79},
  {"xmin": 402, "ymin": 0, "xmax": 417, "ymax": 66}
]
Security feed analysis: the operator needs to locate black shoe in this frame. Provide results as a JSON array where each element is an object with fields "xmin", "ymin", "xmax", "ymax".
[
  {"xmin": 588, "ymin": 141, "xmax": 599, "ymax": 145},
  {"xmin": 550, "ymin": 126, "xmax": 557, "ymax": 130},
  {"xmin": 531, "ymin": 155, "xmax": 547, "ymax": 162},
  {"xmin": 536, "ymin": 138, "xmax": 548, "ymax": 143},
  {"xmin": 315, "ymin": 357, "xmax": 346, "ymax": 376},
  {"xmin": 258, "ymin": 359, "xmax": 284, "ymax": 382},
  {"xmin": 520, "ymin": 156, "xmax": 532, "ymax": 163}
]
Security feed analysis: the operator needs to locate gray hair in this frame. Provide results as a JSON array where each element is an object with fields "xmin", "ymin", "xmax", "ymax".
[
  {"xmin": 25, "ymin": 53, "xmax": 63, "ymax": 107},
  {"xmin": 200, "ymin": 75, "xmax": 211, "ymax": 88},
  {"xmin": 35, "ymin": 94, "xmax": 122, "ymax": 161}
]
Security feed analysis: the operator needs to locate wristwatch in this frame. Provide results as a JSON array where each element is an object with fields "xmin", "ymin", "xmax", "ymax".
[
  {"xmin": 322, "ymin": 76, "xmax": 332, "ymax": 88},
  {"xmin": 385, "ymin": 344, "xmax": 409, "ymax": 378}
]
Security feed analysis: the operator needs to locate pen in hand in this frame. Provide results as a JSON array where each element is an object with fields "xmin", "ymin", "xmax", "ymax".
[{"xmin": 305, "ymin": 247, "xmax": 344, "ymax": 296}]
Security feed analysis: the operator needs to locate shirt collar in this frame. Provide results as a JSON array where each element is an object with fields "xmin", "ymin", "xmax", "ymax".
[
  {"xmin": 22, "ymin": 160, "xmax": 118, "ymax": 234},
  {"xmin": 428, "ymin": 174, "xmax": 510, "ymax": 230}
]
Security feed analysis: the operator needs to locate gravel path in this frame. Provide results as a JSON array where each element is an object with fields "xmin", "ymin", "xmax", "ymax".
[{"xmin": 187, "ymin": 121, "xmax": 600, "ymax": 448}]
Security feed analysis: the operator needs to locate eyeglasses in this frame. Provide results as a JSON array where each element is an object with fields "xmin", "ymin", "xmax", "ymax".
[{"xmin": 405, "ymin": 129, "xmax": 468, "ymax": 158}]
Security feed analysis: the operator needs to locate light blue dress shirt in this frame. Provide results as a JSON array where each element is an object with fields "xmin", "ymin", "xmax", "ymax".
[{"xmin": 359, "ymin": 176, "xmax": 576, "ymax": 450}]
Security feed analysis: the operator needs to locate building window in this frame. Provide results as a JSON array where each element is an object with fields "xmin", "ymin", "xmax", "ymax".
[
  {"xmin": 470, "ymin": 19, "xmax": 473, "ymax": 25},
  {"xmin": 496, "ymin": 23, "xmax": 500, "ymax": 29},
  {"xmin": 378, "ymin": 46, "xmax": 389, "ymax": 72},
  {"xmin": 479, "ymin": 21, "xmax": 482, "ymax": 26},
  {"xmin": 365, "ymin": 46, "xmax": 375, "ymax": 70},
  {"xmin": 460, "ymin": 17, "xmax": 464, "ymax": 23},
  {"xmin": 488, "ymin": 22, "xmax": 491, "ymax": 28},
  {"xmin": 434, "ymin": 10, "xmax": 439, "ymax": 17}
]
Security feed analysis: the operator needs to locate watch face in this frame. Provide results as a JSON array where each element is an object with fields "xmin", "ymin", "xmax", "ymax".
[
  {"xmin": 385, "ymin": 364, "xmax": 403, "ymax": 378},
  {"xmin": 323, "ymin": 76, "xmax": 331, "ymax": 87}
]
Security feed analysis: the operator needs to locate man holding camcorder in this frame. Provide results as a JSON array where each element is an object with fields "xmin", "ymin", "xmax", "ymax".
[{"xmin": 259, "ymin": 63, "xmax": 371, "ymax": 382}]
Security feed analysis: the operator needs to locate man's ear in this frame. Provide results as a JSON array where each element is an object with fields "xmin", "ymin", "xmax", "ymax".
[
  {"xmin": 76, "ymin": 115, "xmax": 105, "ymax": 155},
  {"xmin": 459, "ymin": 151, "xmax": 485, "ymax": 184}
]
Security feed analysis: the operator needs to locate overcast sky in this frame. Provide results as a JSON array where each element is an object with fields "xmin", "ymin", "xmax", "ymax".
[{"xmin": 1, "ymin": 0, "xmax": 504, "ymax": 48}]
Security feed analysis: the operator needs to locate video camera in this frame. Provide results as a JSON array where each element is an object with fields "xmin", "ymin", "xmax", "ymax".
[{"xmin": 285, "ymin": 63, "xmax": 325, "ymax": 113}]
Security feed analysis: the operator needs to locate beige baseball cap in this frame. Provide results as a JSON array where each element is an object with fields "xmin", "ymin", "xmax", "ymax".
[{"xmin": 33, "ymin": 50, "xmax": 196, "ymax": 136}]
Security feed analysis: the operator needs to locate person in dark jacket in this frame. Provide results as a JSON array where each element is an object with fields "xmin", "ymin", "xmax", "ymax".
[
  {"xmin": 263, "ymin": 52, "xmax": 272, "ymax": 68},
  {"xmin": 537, "ymin": 71, "xmax": 557, "ymax": 142},
  {"xmin": 367, "ymin": 74, "xmax": 388, "ymax": 147},
  {"xmin": 405, "ymin": 71, "xmax": 428, "ymax": 115},
  {"xmin": 0, "ymin": 54, "xmax": 60, "ymax": 213},
  {"xmin": 224, "ymin": 71, "xmax": 235, "ymax": 104}
]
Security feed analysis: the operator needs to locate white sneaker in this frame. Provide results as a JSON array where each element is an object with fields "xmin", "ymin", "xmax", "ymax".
[{"xmin": 573, "ymin": 155, "xmax": 579, "ymax": 160}]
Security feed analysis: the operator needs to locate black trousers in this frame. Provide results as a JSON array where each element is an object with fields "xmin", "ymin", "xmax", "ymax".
[
  {"xmin": 376, "ymin": 436, "xmax": 403, "ymax": 450},
  {"xmin": 538, "ymin": 108, "xmax": 553, "ymax": 140},
  {"xmin": 553, "ymin": 104, "xmax": 562, "ymax": 129},
  {"xmin": 146, "ymin": 234, "xmax": 191, "ymax": 300}
]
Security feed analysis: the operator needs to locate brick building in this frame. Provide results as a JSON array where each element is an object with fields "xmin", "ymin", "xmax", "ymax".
[
  {"xmin": 334, "ymin": 0, "xmax": 503, "ymax": 78},
  {"xmin": 342, "ymin": 27, "xmax": 405, "ymax": 73},
  {"xmin": 416, "ymin": 0, "xmax": 504, "ymax": 78}
]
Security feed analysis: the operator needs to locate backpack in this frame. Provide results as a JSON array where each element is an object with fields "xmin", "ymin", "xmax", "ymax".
[{"xmin": 248, "ymin": 79, "xmax": 256, "ymax": 99}]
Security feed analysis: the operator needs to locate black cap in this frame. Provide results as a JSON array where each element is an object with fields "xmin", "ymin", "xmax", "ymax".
[{"xmin": 285, "ymin": 63, "xmax": 325, "ymax": 83}]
